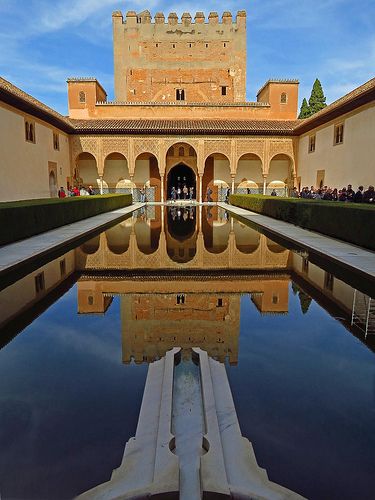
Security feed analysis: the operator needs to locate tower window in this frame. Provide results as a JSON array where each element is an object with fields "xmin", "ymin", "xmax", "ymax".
[
  {"xmin": 172, "ymin": 43, "xmax": 176, "ymax": 49},
  {"xmin": 79, "ymin": 91, "xmax": 86, "ymax": 103},
  {"xmin": 280, "ymin": 92, "xmax": 287, "ymax": 104},
  {"xmin": 205, "ymin": 43, "xmax": 209, "ymax": 48},
  {"xmin": 176, "ymin": 89, "xmax": 185, "ymax": 101},
  {"xmin": 221, "ymin": 86, "xmax": 227, "ymax": 96},
  {"xmin": 178, "ymin": 146, "xmax": 185, "ymax": 156},
  {"xmin": 223, "ymin": 42, "xmax": 226, "ymax": 48},
  {"xmin": 155, "ymin": 43, "xmax": 159, "ymax": 47},
  {"xmin": 217, "ymin": 298, "xmax": 223, "ymax": 307}
]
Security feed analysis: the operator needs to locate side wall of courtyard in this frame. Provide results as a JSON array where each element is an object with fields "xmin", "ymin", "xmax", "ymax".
[{"xmin": 0, "ymin": 103, "xmax": 71, "ymax": 202}]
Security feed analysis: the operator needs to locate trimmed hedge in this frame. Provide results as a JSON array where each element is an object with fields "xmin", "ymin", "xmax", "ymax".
[
  {"xmin": 0, "ymin": 194, "xmax": 132, "ymax": 246},
  {"xmin": 229, "ymin": 194, "xmax": 375, "ymax": 251}
]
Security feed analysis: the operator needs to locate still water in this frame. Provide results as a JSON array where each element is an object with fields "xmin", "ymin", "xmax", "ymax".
[{"xmin": 0, "ymin": 206, "xmax": 374, "ymax": 499}]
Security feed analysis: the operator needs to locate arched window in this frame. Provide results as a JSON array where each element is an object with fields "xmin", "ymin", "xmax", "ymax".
[
  {"xmin": 280, "ymin": 92, "xmax": 287, "ymax": 104},
  {"xmin": 79, "ymin": 91, "xmax": 86, "ymax": 103},
  {"xmin": 25, "ymin": 121, "xmax": 29, "ymax": 140},
  {"xmin": 178, "ymin": 147, "xmax": 185, "ymax": 156},
  {"xmin": 189, "ymin": 147, "xmax": 195, "ymax": 157}
]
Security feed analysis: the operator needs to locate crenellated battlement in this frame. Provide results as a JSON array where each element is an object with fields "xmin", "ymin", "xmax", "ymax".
[
  {"xmin": 112, "ymin": 10, "xmax": 246, "ymax": 27},
  {"xmin": 113, "ymin": 9, "xmax": 247, "ymax": 103}
]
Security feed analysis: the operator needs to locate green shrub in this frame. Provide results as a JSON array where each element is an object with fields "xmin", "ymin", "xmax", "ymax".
[
  {"xmin": 229, "ymin": 194, "xmax": 375, "ymax": 251},
  {"xmin": 0, "ymin": 194, "xmax": 132, "ymax": 246}
]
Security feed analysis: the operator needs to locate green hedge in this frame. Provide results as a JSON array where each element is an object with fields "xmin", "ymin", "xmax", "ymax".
[
  {"xmin": 0, "ymin": 194, "xmax": 132, "ymax": 246},
  {"xmin": 229, "ymin": 194, "xmax": 375, "ymax": 251}
]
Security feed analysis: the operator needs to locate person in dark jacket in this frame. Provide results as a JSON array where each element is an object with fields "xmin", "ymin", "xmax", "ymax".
[
  {"xmin": 354, "ymin": 186, "xmax": 364, "ymax": 203},
  {"xmin": 363, "ymin": 185, "xmax": 375, "ymax": 203}
]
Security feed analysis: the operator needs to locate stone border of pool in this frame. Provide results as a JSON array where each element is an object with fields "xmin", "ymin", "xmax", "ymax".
[
  {"xmin": 219, "ymin": 202, "xmax": 375, "ymax": 286},
  {"xmin": 0, "ymin": 203, "xmax": 145, "ymax": 291}
]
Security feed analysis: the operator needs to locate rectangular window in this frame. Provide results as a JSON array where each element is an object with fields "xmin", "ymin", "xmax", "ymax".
[
  {"xmin": 334, "ymin": 123, "xmax": 344, "ymax": 145},
  {"xmin": 176, "ymin": 89, "xmax": 185, "ymax": 101},
  {"xmin": 217, "ymin": 298, "xmax": 223, "ymax": 307},
  {"xmin": 53, "ymin": 132, "xmax": 60, "ymax": 151},
  {"xmin": 34, "ymin": 272, "xmax": 45, "ymax": 294},
  {"xmin": 221, "ymin": 86, "xmax": 227, "ymax": 96},
  {"xmin": 308, "ymin": 134, "xmax": 316, "ymax": 153},
  {"xmin": 324, "ymin": 272, "xmax": 334, "ymax": 291},
  {"xmin": 25, "ymin": 120, "xmax": 36, "ymax": 143},
  {"xmin": 302, "ymin": 257, "xmax": 309, "ymax": 274},
  {"xmin": 60, "ymin": 259, "xmax": 66, "ymax": 277}
]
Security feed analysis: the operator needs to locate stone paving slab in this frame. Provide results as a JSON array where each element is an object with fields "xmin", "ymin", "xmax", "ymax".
[
  {"xmin": 0, "ymin": 203, "xmax": 144, "ymax": 278},
  {"xmin": 219, "ymin": 202, "xmax": 375, "ymax": 283}
]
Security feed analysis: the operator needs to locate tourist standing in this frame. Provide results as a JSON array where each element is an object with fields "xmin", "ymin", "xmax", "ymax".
[
  {"xmin": 189, "ymin": 186, "xmax": 194, "ymax": 200},
  {"xmin": 363, "ymin": 185, "xmax": 375, "ymax": 203},
  {"xmin": 271, "ymin": 189, "xmax": 277, "ymax": 196},
  {"xmin": 183, "ymin": 185, "xmax": 188, "ymax": 200},
  {"xmin": 354, "ymin": 186, "xmax": 364, "ymax": 203},
  {"xmin": 346, "ymin": 184, "xmax": 355, "ymax": 202},
  {"xmin": 171, "ymin": 186, "xmax": 176, "ymax": 201},
  {"xmin": 290, "ymin": 187, "xmax": 299, "ymax": 198},
  {"xmin": 206, "ymin": 186, "xmax": 213, "ymax": 202},
  {"xmin": 58, "ymin": 187, "xmax": 66, "ymax": 198}
]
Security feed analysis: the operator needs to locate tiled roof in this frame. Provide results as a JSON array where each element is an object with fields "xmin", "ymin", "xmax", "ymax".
[
  {"xmin": 0, "ymin": 77, "xmax": 73, "ymax": 132},
  {"xmin": 295, "ymin": 77, "xmax": 375, "ymax": 134},
  {"xmin": 69, "ymin": 118, "xmax": 298, "ymax": 135}
]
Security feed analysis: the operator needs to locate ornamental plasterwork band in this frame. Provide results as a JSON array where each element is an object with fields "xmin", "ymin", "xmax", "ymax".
[{"xmin": 70, "ymin": 135, "xmax": 296, "ymax": 176}]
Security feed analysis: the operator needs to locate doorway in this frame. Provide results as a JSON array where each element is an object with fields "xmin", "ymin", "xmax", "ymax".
[{"xmin": 167, "ymin": 164, "xmax": 196, "ymax": 200}]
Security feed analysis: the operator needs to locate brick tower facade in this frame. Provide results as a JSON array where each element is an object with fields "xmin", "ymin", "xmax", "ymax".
[{"xmin": 112, "ymin": 10, "xmax": 247, "ymax": 103}]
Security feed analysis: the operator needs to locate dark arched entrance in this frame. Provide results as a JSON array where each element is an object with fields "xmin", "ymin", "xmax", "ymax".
[{"xmin": 167, "ymin": 164, "xmax": 196, "ymax": 200}]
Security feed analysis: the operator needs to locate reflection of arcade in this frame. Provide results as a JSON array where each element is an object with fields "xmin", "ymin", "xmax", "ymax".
[
  {"xmin": 76, "ymin": 206, "xmax": 291, "ymax": 270},
  {"xmin": 77, "ymin": 275, "xmax": 291, "ymax": 365},
  {"xmin": 167, "ymin": 206, "xmax": 197, "ymax": 263}
]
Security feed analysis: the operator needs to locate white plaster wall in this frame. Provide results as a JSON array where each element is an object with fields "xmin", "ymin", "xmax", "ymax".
[
  {"xmin": 134, "ymin": 159, "xmax": 149, "ymax": 184},
  {"xmin": 104, "ymin": 158, "xmax": 130, "ymax": 186},
  {"xmin": 298, "ymin": 104, "xmax": 375, "ymax": 188},
  {"xmin": 235, "ymin": 159, "xmax": 263, "ymax": 184},
  {"xmin": 268, "ymin": 159, "xmax": 289, "ymax": 183},
  {"xmin": 0, "ymin": 104, "xmax": 71, "ymax": 201},
  {"xmin": 79, "ymin": 159, "xmax": 98, "ymax": 186},
  {"xmin": 214, "ymin": 159, "xmax": 231, "ymax": 182}
]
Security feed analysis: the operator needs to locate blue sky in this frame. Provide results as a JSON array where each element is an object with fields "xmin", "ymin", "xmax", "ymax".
[{"xmin": 0, "ymin": 0, "xmax": 374, "ymax": 115}]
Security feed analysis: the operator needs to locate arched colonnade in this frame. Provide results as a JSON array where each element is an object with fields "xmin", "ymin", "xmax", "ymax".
[{"xmin": 71, "ymin": 136, "xmax": 297, "ymax": 201}]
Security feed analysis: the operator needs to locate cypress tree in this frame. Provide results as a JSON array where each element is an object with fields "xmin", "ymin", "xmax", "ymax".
[
  {"xmin": 308, "ymin": 78, "xmax": 327, "ymax": 114},
  {"xmin": 298, "ymin": 98, "xmax": 311, "ymax": 119}
]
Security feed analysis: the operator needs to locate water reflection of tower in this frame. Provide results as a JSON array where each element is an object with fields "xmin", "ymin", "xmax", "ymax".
[{"xmin": 121, "ymin": 291, "xmax": 240, "ymax": 365}]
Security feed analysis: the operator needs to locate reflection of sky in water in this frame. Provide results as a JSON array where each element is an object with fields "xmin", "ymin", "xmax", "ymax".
[
  {"xmin": 0, "ymin": 288, "xmax": 147, "ymax": 499},
  {"xmin": 0, "ymin": 208, "xmax": 375, "ymax": 499},
  {"xmin": 228, "ymin": 290, "xmax": 375, "ymax": 500}
]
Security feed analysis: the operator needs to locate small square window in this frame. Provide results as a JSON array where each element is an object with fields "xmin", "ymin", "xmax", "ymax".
[
  {"xmin": 176, "ymin": 89, "xmax": 185, "ymax": 101},
  {"xmin": 217, "ymin": 298, "xmax": 223, "ymax": 307},
  {"xmin": 205, "ymin": 43, "xmax": 209, "ymax": 48},
  {"xmin": 280, "ymin": 92, "xmax": 287, "ymax": 104},
  {"xmin": 221, "ymin": 86, "xmax": 227, "ymax": 96},
  {"xmin": 172, "ymin": 43, "xmax": 176, "ymax": 49},
  {"xmin": 79, "ymin": 91, "xmax": 86, "ymax": 103}
]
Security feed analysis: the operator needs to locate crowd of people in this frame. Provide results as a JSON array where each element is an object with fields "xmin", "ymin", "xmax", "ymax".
[
  {"xmin": 170, "ymin": 185, "xmax": 195, "ymax": 201},
  {"xmin": 58, "ymin": 185, "xmax": 95, "ymax": 198},
  {"xmin": 290, "ymin": 184, "xmax": 375, "ymax": 203}
]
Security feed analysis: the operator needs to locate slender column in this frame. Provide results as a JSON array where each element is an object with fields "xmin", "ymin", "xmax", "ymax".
[
  {"xmin": 199, "ymin": 174, "xmax": 203, "ymax": 204},
  {"xmin": 161, "ymin": 174, "xmax": 165, "ymax": 203},
  {"xmin": 99, "ymin": 175, "xmax": 103, "ymax": 195},
  {"xmin": 130, "ymin": 175, "xmax": 134, "ymax": 200},
  {"xmin": 231, "ymin": 175, "xmax": 235, "ymax": 194},
  {"xmin": 263, "ymin": 175, "xmax": 267, "ymax": 195}
]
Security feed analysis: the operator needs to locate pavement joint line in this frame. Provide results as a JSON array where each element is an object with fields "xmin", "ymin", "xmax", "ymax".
[
  {"xmin": 219, "ymin": 202, "xmax": 375, "ymax": 283},
  {"xmin": 0, "ymin": 203, "xmax": 145, "ymax": 278}
]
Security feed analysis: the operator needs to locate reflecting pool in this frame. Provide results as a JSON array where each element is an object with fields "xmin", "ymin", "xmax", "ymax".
[{"xmin": 0, "ymin": 206, "xmax": 374, "ymax": 499}]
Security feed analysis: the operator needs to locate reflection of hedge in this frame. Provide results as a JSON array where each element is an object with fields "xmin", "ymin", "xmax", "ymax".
[
  {"xmin": 0, "ymin": 194, "xmax": 132, "ymax": 246},
  {"xmin": 229, "ymin": 194, "xmax": 375, "ymax": 251}
]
